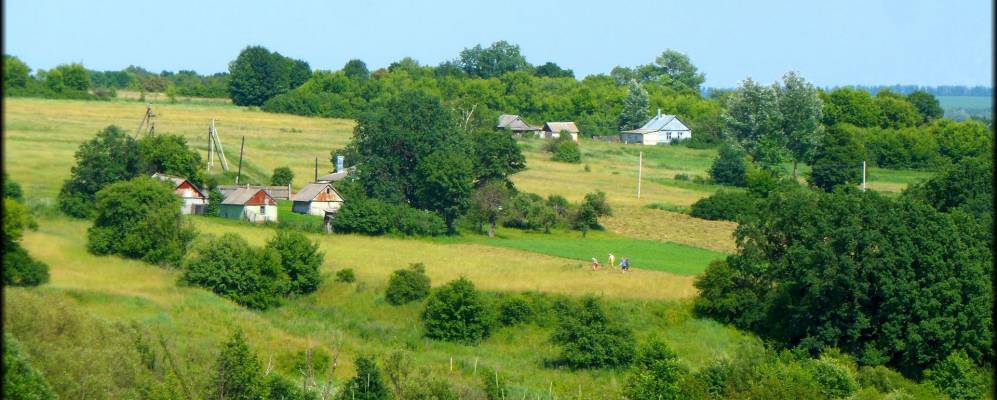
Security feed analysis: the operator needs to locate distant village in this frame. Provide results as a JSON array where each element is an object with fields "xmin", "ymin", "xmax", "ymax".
[{"xmin": 160, "ymin": 111, "xmax": 692, "ymax": 224}]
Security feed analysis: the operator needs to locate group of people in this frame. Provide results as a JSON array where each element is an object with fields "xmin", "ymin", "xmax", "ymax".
[{"xmin": 590, "ymin": 253, "xmax": 630, "ymax": 272}]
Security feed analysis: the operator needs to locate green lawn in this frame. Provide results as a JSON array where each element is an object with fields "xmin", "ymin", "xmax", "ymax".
[{"xmin": 443, "ymin": 228, "xmax": 727, "ymax": 276}]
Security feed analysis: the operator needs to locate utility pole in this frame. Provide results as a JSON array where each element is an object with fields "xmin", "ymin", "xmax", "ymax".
[
  {"xmin": 236, "ymin": 136, "xmax": 245, "ymax": 184},
  {"xmin": 314, "ymin": 157, "xmax": 318, "ymax": 182},
  {"xmin": 636, "ymin": 151, "xmax": 643, "ymax": 199},
  {"xmin": 862, "ymin": 161, "xmax": 866, "ymax": 192}
]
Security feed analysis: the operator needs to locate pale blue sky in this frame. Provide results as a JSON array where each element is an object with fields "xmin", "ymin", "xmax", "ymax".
[{"xmin": 4, "ymin": 0, "xmax": 992, "ymax": 87}]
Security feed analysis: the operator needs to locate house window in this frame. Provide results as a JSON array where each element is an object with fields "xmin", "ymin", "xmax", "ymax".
[{"xmin": 259, "ymin": 205, "xmax": 265, "ymax": 214}]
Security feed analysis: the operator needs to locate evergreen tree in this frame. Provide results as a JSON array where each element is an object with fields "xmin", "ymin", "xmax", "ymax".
[
  {"xmin": 337, "ymin": 355, "xmax": 392, "ymax": 400},
  {"xmin": 211, "ymin": 330, "xmax": 264, "ymax": 400},
  {"xmin": 619, "ymin": 80, "xmax": 650, "ymax": 131}
]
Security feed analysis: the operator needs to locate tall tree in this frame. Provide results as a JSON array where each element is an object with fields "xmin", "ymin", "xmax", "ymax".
[
  {"xmin": 618, "ymin": 79, "xmax": 650, "ymax": 131},
  {"xmin": 458, "ymin": 41, "xmax": 529, "ymax": 79},
  {"xmin": 469, "ymin": 129, "xmax": 525, "ymax": 186},
  {"xmin": 777, "ymin": 71, "xmax": 824, "ymax": 179},
  {"xmin": 906, "ymin": 90, "xmax": 944, "ymax": 123},
  {"xmin": 821, "ymin": 88, "xmax": 880, "ymax": 127},
  {"xmin": 534, "ymin": 61, "xmax": 574, "ymax": 78},
  {"xmin": 343, "ymin": 59, "xmax": 370, "ymax": 80},
  {"xmin": 649, "ymin": 49, "xmax": 705, "ymax": 92},
  {"xmin": 228, "ymin": 46, "xmax": 309, "ymax": 106},
  {"xmin": 808, "ymin": 124, "xmax": 865, "ymax": 191},
  {"xmin": 3, "ymin": 55, "xmax": 30, "ymax": 90},
  {"xmin": 138, "ymin": 134, "xmax": 205, "ymax": 186},
  {"xmin": 414, "ymin": 149, "xmax": 473, "ymax": 233},
  {"xmin": 722, "ymin": 78, "xmax": 784, "ymax": 167},
  {"xmin": 58, "ymin": 125, "xmax": 142, "ymax": 218}
]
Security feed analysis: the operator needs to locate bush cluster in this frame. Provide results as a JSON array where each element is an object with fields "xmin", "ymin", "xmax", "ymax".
[
  {"xmin": 335, "ymin": 268, "xmax": 356, "ymax": 283},
  {"xmin": 497, "ymin": 296, "xmax": 532, "ymax": 326},
  {"xmin": 181, "ymin": 231, "xmax": 324, "ymax": 310},
  {"xmin": 550, "ymin": 296, "xmax": 634, "ymax": 369},
  {"xmin": 385, "ymin": 263, "xmax": 431, "ymax": 305},
  {"xmin": 421, "ymin": 277, "xmax": 491, "ymax": 344},
  {"xmin": 332, "ymin": 198, "xmax": 446, "ymax": 236},
  {"xmin": 688, "ymin": 190, "xmax": 757, "ymax": 222},
  {"xmin": 3, "ymin": 198, "xmax": 49, "ymax": 287}
]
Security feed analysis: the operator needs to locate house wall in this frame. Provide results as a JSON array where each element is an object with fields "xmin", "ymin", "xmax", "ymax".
[
  {"xmin": 655, "ymin": 130, "xmax": 692, "ymax": 144},
  {"xmin": 181, "ymin": 197, "xmax": 207, "ymax": 215},
  {"xmin": 242, "ymin": 204, "xmax": 278, "ymax": 223},
  {"xmin": 219, "ymin": 204, "xmax": 245, "ymax": 220}
]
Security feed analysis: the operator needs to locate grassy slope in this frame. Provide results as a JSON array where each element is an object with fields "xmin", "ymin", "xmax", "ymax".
[{"xmin": 10, "ymin": 216, "xmax": 759, "ymax": 397}]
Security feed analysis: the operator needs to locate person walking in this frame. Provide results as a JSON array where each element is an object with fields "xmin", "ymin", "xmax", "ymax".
[
  {"xmin": 608, "ymin": 253, "xmax": 616, "ymax": 269},
  {"xmin": 620, "ymin": 257, "xmax": 630, "ymax": 273},
  {"xmin": 591, "ymin": 257, "xmax": 601, "ymax": 271}
]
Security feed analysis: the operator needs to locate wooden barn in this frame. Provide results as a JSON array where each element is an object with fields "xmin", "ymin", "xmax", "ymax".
[
  {"xmin": 220, "ymin": 187, "xmax": 278, "ymax": 223},
  {"xmin": 541, "ymin": 122, "xmax": 579, "ymax": 142},
  {"xmin": 151, "ymin": 172, "xmax": 207, "ymax": 215},
  {"xmin": 497, "ymin": 114, "xmax": 541, "ymax": 136},
  {"xmin": 292, "ymin": 182, "xmax": 345, "ymax": 216}
]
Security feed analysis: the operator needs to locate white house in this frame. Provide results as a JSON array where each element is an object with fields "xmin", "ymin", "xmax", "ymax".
[
  {"xmin": 220, "ymin": 187, "xmax": 278, "ymax": 223},
  {"xmin": 291, "ymin": 182, "xmax": 345, "ymax": 216},
  {"xmin": 542, "ymin": 122, "xmax": 580, "ymax": 142},
  {"xmin": 151, "ymin": 173, "xmax": 207, "ymax": 215},
  {"xmin": 620, "ymin": 110, "xmax": 692, "ymax": 145}
]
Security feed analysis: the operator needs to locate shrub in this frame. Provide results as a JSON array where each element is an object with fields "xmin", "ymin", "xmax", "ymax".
[
  {"xmin": 181, "ymin": 233, "xmax": 289, "ymax": 310},
  {"xmin": 551, "ymin": 140, "xmax": 581, "ymax": 163},
  {"xmin": 422, "ymin": 277, "xmax": 491, "ymax": 344},
  {"xmin": 270, "ymin": 166, "xmax": 294, "ymax": 186},
  {"xmin": 744, "ymin": 165, "xmax": 784, "ymax": 197},
  {"xmin": 266, "ymin": 230, "xmax": 323, "ymax": 295},
  {"xmin": 212, "ymin": 330, "xmax": 264, "ymax": 400},
  {"xmin": 3, "ymin": 334, "xmax": 57, "ymax": 400},
  {"xmin": 923, "ymin": 351, "xmax": 985, "ymax": 400},
  {"xmin": 808, "ymin": 357, "xmax": 858, "ymax": 399},
  {"xmin": 551, "ymin": 296, "xmax": 635, "ymax": 369},
  {"xmin": 335, "ymin": 268, "xmax": 356, "ymax": 283},
  {"xmin": 332, "ymin": 198, "xmax": 446, "ymax": 236},
  {"xmin": 337, "ymin": 355, "xmax": 391, "ymax": 400},
  {"xmin": 688, "ymin": 190, "xmax": 756, "ymax": 222},
  {"xmin": 497, "ymin": 296, "xmax": 532, "ymax": 326},
  {"xmin": 86, "ymin": 177, "xmax": 197, "ymax": 267},
  {"xmin": 264, "ymin": 373, "xmax": 316, "ymax": 400},
  {"xmin": 385, "ymin": 263, "xmax": 431, "ymax": 305},
  {"xmin": 673, "ymin": 173, "xmax": 690, "ymax": 181},
  {"xmin": 708, "ymin": 145, "xmax": 748, "ymax": 187},
  {"xmin": 623, "ymin": 340, "xmax": 684, "ymax": 400},
  {"xmin": 4, "ymin": 172, "xmax": 23, "ymax": 200},
  {"xmin": 3, "ymin": 245, "xmax": 49, "ymax": 287}
]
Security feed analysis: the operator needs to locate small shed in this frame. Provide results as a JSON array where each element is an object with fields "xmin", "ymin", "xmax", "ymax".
[
  {"xmin": 620, "ymin": 110, "xmax": 692, "ymax": 145},
  {"xmin": 497, "ymin": 114, "xmax": 541, "ymax": 136},
  {"xmin": 292, "ymin": 183, "xmax": 345, "ymax": 216},
  {"xmin": 541, "ymin": 122, "xmax": 579, "ymax": 142},
  {"xmin": 220, "ymin": 187, "xmax": 278, "ymax": 223},
  {"xmin": 218, "ymin": 185, "xmax": 291, "ymax": 200},
  {"xmin": 151, "ymin": 173, "xmax": 207, "ymax": 215}
]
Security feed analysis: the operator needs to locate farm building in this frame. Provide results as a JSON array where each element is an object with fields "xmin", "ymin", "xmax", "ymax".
[
  {"xmin": 620, "ymin": 110, "xmax": 692, "ymax": 145},
  {"xmin": 542, "ymin": 122, "xmax": 579, "ymax": 142},
  {"xmin": 497, "ymin": 114, "xmax": 541, "ymax": 136},
  {"xmin": 151, "ymin": 173, "xmax": 207, "ymax": 215},
  {"xmin": 292, "ymin": 182, "xmax": 345, "ymax": 216},
  {"xmin": 220, "ymin": 187, "xmax": 278, "ymax": 223},
  {"xmin": 218, "ymin": 184, "xmax": 291, "ymax": 200}
]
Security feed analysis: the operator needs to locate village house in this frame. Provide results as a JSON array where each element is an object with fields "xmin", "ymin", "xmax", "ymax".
[
  {"xmin": 218, "ymin": 184, "xmax": 291, "ymax": 200},
  {"xmin": 497, "ymin": 114, "xmax": 541, "ymax": 136},
  {"xmin": 151, "ymin": 172, "xmax": 208, "ymax": 215},
  {"xmin": 542, "ymin": 122, "xmax": 580, "ymax": 142},
  {"xmin": 292, "ymin": 182, "xmax": 345, "ymax": 217},
  {"xmin": 220, "ymin": 187, "xmax": 278, "ymax": 223},
  {"xmin": 620, "ymin": 109, "xmax": 692, "ymax": 145}
]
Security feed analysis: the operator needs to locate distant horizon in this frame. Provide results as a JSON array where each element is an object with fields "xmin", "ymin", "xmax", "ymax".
[{"xmin": 4, "ymin": 0, "xmax": 992, "ymax": 88}]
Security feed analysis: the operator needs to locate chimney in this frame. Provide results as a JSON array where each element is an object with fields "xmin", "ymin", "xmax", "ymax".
[
  {"xmin": 336, "ymin": 155, "xmax": 345, "ymax": 173},
  {"xmin": 657, "ymin": 108, "xmax": 661, "ymax": 117}
]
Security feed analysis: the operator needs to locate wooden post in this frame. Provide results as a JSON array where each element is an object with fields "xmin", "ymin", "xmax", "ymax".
[
  {"xmin": 207, "ymin": 123, "xmax": 214, "ymax": 171},
  {"xmin": 449, "ymin": 356, "xmax": 453, "ymax": 372},
  {"xmin": 636, "ymin": 151, "xmax": 643, "ymax": 199},
  {"xmin": 236, "ymin": 136, "xmax": 245, "ymax": 184},
  {"xmin": 314, "ymin": 157, "xmax": 318, "ymax": 182}
]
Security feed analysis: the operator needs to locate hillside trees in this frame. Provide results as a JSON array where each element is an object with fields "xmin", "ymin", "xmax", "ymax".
[
  {"xmin": 343, "ymin": 59, "xmax": 370, "ymax": 80},
  {"xmin": 4, "ymin": 55, "xmax": 30, "ymax": 90},
  {"xmin": 265, "ymin": 230, "xmax": 323, "ymax": 295},
  {"xmin": 3, "ymin": 334, "xmax": 57, "ymax": 400},
  {"xmin": 138, "ymin": 134, "xmax": 205, "ymax": 186},
  {"xmin": 337, "ymin": 355, "xmax": 391, "ymax": 400},
  {"xmin": 228, "ymin": 46, "xmax": 311, "ymax": 106},
  {"xmin": 3, "ymin": 198, "xmax": 49, "ymax": 287},
  {"xmin": 649, "ymin": 49, "xmax": 706, "ymax": 92},
  {"xmin": 469, "ymin": 129, "xmax": 525, "ymax": 186},
  {"xmin": 619, "ymin": 80, "xmax": 650, "ymax": 130},
  {"xmin": 694, "ymin": 181, "xmax": 993, "ymax": 376},
  {"xmin": 623, "ymin": 340, "xmax": 684, "ymax": 400},
  {"xmin": 906, "ymin": 91, "xmax": 944, "ymax": 123},
  {"xmin": 709, "ymin": 145, "xmax": 749, "ymax": 187},
  {"xmin": 86, "ymin": 177, "xmax": 197, "ymax": 267},
  {"xmin": 270, "ymin": 166, "xmax": 294, "ymax": 186},
  {"xmin": 212, "ymin": 330, "xmax": 264, "ymax": 400},
  {"xmin": 58, "ymin": 125, "xmax": 142, "ymax": 218},
  {"xmin": 822, "ymin": 88, "xmax": 880, "ymax": 128},
  {"xmin": 808, "ymin": 124, "xmax": 865, "ymax": 191},
  {"xmin": 468, "ymin": 180, "xmax": 512, "ymax": 237}
]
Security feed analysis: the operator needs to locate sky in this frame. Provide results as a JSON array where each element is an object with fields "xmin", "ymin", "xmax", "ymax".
[{"xmin": 4, "ymin": 0, "xmax": 993, "ymax": 88}]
